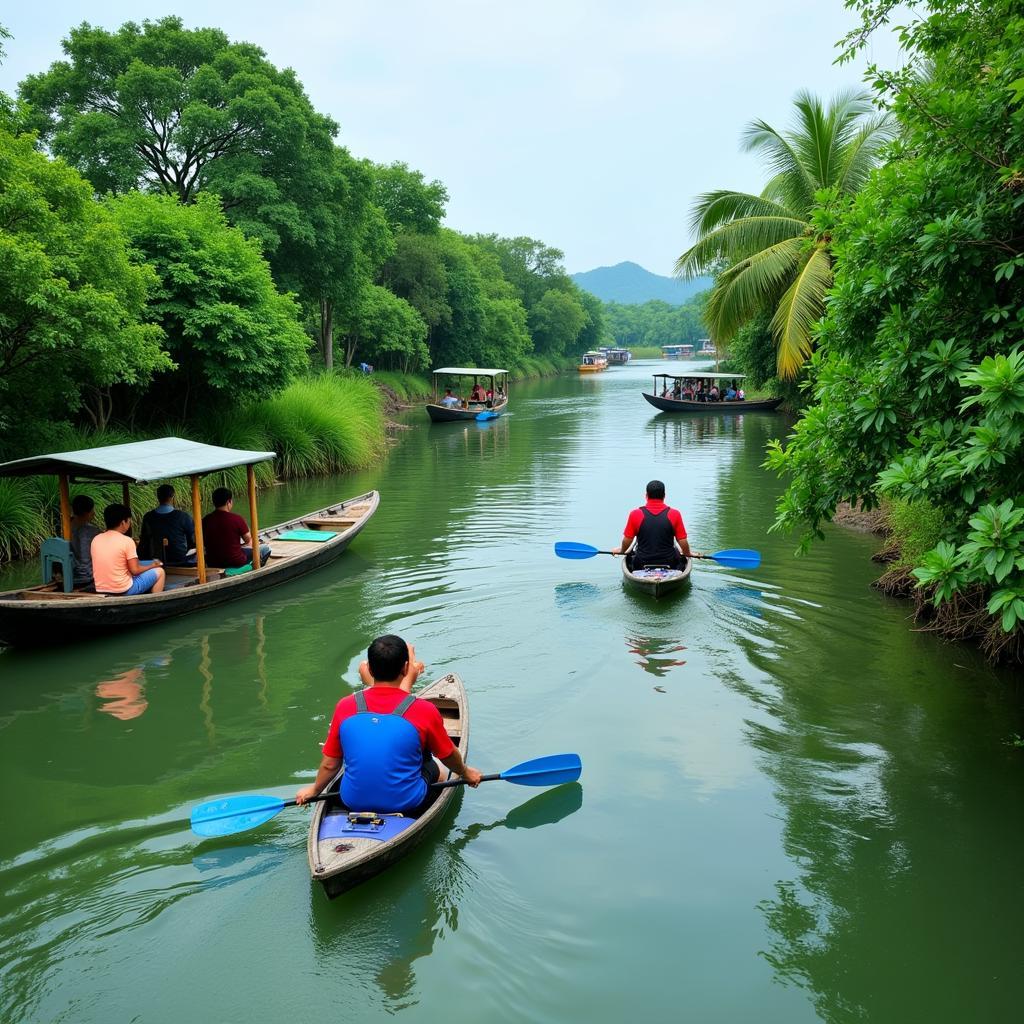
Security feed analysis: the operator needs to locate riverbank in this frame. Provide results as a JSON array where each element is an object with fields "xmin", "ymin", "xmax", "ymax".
[{"xmin": 835, "ymin": 499, "xmax": 1023, "ymax": 665}]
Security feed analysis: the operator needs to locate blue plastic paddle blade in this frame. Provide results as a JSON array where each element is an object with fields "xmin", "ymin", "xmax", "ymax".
[
  {"xmin": 476, "ymin": 410, "xmax": 497, "ymax": 421},
  {"xmin": 190, "ymin": 794, "xmax": 287, "ymax": 838},
  {"xmin": 500, "ymin": 753, "xmax": 583, "ymax": 787},
  {"xmin": 554, "ymin": 542, "xmax": 599, "ymax": 560},
  {"xmin": 710, "ymin": 548, "xmax": 761, "ymax": 570}
]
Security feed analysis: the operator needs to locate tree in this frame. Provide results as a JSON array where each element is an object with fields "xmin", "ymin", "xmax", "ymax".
[
  {"xmin": 529, "ymin": 288, "xmax": 588, "ymax": 356},
  {"xmin": 381, "ymin": 232, "xmax": 451, "ymax": 343},
  {"xmin": 20, "ymin": 17, "xmax": 336, "ymax": 204},
  {"xmin": 429, "ymin": 230, "xmax": 485, "ymax": 367},
  {"xmin": 675, "ymin": 91, "xmax": 894, "ymax": 377},
  {"xmin": 107, "ymin": 192, "xmax": 308, "ymax": 416},
  {"xmin": 369, "ymin": 161, "xmax": 448, "ymax": 234},
  {"xmin": 576, "ymin": 289, "xmax": 608, "ymax": 352},
  {"xmin": 768, "ymin": 0, "xmax": 1024, "ymax": 649},
  {"xmin": 342, "ymin": 284, "xmax": 428, "ymax": 372},
  {"xmin": 468, "ymin": 234, "xmax": 572, "ymax": 310},
  {"xmin": 0, "ymin": 129, "xmax": 168, "ymax": 433}
]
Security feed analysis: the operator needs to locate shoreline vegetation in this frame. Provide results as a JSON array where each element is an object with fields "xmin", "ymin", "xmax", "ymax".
[{"xmin": 0, "ymin": 17, "xmax": 598, "ymax": 568}]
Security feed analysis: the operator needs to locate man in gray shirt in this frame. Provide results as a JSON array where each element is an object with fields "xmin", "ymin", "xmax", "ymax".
[{"xmin": 70, "ymin": 494, "xmax": 103, "ymax": 587}]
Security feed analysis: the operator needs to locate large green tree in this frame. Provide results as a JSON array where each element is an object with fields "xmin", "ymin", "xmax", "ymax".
[
  {"xmin": 675, "ymin": 91, "xmax": 894, "ymax": 377},
  {"xmin": 369, "ymin": 161, "xmax": 448, "ymax": 235},
  {"xmin": 342, "ymin": 284, "xmax": 428, "ymax": 372},
  {"xmin": 529, "ymin": 288, "xmax": 588, "ymax": 356},
  {"xmin": 769, "ymin": 0, "xmax": 1024, "ymax": 649},
  {"xmin": 107, "ymin": 192, "xmax": 308, "ymax": 416},
  {"xmin": 0, "ymin": 129, "xmax": 168, "ymax": 434}
]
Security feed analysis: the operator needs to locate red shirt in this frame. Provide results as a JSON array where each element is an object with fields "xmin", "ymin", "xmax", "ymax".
[
  {"xmin": 623, "ymin": 499, "xmax": 687, "ymax": 541},
  {"xmin": 322, "ymin": 686, "xmax": 455, "ymax": 761},
  {"xmin": 202, "ymin": 509, "xmax": 250, "ymax": 567}
]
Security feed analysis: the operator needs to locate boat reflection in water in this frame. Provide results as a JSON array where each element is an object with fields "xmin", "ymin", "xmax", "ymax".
[{"xmin": 310, "ymin": 784, "xmax": 583, "ymax": 1010}]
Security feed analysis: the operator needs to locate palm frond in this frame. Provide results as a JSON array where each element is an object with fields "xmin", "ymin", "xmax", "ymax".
[
  {"xmin": 789, "ymin": 89, "xmax": 876, "ymax": 195},
  {"xmin": 740, "ymin": 119, "xmax": 817, "ymax": 214},
  {"xmin": 675, "ymin": 215, "xmax": 808, "ymax": 279},
  {"xmin": 687, "ymin": 189, "xmax": 802, "ymax": 239},
  {"xmin": 770, "ymin": 245, "xmax": 833, "ymax": 378},
  {"xmin": 704, "ymin": 237, "xmax": 806, "ymax": 341},
  {"xmin": 835, "ymin": 112, "xmax": 898, "ymax": 194}
]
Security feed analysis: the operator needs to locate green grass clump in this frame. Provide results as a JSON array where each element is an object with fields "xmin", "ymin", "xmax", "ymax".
[
  {"xmin": 886, "ymin": 498, "xmax": 950, "ymax": 565},
  {"xmin": 0, "ymin": 478, "xmax": 49, "ymax": 562},
  {"xmin": 371, "ymin": 371, "xmax": 433, "ymax": 403}
]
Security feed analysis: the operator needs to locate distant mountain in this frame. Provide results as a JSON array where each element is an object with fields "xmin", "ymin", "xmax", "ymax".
[{"xmin": 571, "ymin": 261, "xmax": 711, "ymax": 306}]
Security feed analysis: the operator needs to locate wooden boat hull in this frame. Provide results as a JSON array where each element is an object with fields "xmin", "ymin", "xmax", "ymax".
[
  {"xmin": 577, "ymin": 365, "xmax": 606, "ymax": 373},
  {"xmin": 307, "ymin": 674, "xmax": 468, "ymax": 898},
  {"xmin": 0, "ymin": 491, "xmax": 379, "ymax": 646},
  {"xmin": 425, "ymin": 399, "xmax": 507, "ymax": 422},
  {"xmin": 621, "ymin": 556, "xmax": 693, "ymax": 598},
  {"xmin": 642, "ymin": 393, "xmax": 783, "ymax": 413}
]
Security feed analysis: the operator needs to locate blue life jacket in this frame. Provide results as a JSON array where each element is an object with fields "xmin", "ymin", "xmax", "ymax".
[{"xmin": 339, "ymin": 690, "xmax": 428, "ymax": 812}]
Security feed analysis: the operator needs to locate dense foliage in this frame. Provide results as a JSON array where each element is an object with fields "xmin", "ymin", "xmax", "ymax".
[
  {"xmin": 601, "ymin": 297, "xmax": 707, "ymax": 350},
  {"xmin": 768, "ymin": 0, "xmax": 1024, "ymax": 649}
]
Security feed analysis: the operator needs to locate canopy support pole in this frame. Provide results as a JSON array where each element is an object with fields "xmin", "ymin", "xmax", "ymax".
[
  {"xmin": 58, "ymin": 474, "xmax": 72, "ymax": 541},
  {"xmin": 191, "ymin": 475, "xmax": 207, "ymax": 585},
  {"xmin": 247, "ymin": 464, "xmax": 261, "ymax": 570}
]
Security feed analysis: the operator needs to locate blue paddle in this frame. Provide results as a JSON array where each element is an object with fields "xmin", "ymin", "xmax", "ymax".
[
  {"xmin": 476, "ymin": 410, "xmax": 499, "ymax": 421},
  {"xmin": 554, "ymin": 541, "xmax": 761, "ymax": 570},
  {"xmin": 190, "ymin": 753, "xmax": 583, "ymax": 838}
]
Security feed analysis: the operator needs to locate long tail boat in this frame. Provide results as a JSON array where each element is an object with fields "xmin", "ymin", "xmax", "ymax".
[
  {"xmin": 642, "ymin": 372, "xmax": 783, "ymax": 413},
  {"xmin": 425, "ymin": 367, "xmax": 509, "ymax": 422},
  {"xmin": 0, "ymin": 437, "xmax": 378, "ymax": 646}
]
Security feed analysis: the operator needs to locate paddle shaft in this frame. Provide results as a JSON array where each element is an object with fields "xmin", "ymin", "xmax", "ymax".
[{"xmin": 433, "ymin": 772, "xmax": 501, "ymax": 790}]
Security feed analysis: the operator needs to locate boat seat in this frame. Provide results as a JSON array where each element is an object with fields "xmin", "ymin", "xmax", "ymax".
[
  {"xmin": 40, "ymin": 537, "xmax": 74, "ymax": 594},
  {"xmin": 303, "ymin": 517, "xmax": 356, "ymax": 529},
  {"xmin": 18, "ymin": 588, "xmax": 92, "ymax": 601}
]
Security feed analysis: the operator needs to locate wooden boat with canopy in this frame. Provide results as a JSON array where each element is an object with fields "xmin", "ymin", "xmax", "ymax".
[
  {"xmin": 642, "ymin": 372, "xmax": 783, "ymax": 413},
  {"xmin": 0, "ymin": 437, "xmax": 379, "ymax": 646},
  {"xmin": 307, "ymin": 673, "xmax": 468, "ymax": 898},
  {"xmin": 578, "ymin": 351, "xmax": 608, "ymax": 373},
  {"xmin": 425, "ymin": 368, "xmax": 509, "ymax": 422}
]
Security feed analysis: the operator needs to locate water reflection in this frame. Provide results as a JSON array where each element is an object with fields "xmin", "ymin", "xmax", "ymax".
[
  {"xmin": 554, "ymin": 581, "xmax": 601, "ymax": 616},
  {"xmin": 309, "ymin": 785, "xmax": 583, "ymax": 1010},
  {"xmin": 96, "ymin": 667, "xmax": 148, "ymax": 721},
  {"xmin": 624, "ymin": 632, "xmax": 687, "ymax": 678}
]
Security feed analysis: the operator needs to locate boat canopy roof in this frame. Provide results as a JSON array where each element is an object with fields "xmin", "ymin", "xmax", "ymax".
[
  {"xmin": 0, "ymin": 436, "xmax": 277, "ymax": 482},
  {"xmin": 652, "ymin": 371, "xmax": 746, "ymax": 380},
  {"xmin": 432, "ymin": 367, "xmax": 507, "ymax": 377}
]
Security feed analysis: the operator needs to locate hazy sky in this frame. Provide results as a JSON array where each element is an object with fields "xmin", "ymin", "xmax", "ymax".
[{"xmin": 0, "ymin": 1, "xmax": 904, "ymax": 275}]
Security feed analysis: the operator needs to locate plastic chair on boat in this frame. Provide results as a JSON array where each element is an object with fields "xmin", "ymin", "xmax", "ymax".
[{"xmin": 40, "ymin": 537, "xmax": 74, "ymax": 593}]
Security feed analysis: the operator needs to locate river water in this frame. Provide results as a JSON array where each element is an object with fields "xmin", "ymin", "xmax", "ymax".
[{"xmin": 1, "ymin": 361, "xmax": 1022, "ymax": 1024}]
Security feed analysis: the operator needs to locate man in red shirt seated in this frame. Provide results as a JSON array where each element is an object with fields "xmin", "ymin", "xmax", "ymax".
[
  {"xmin": 612, "ymin": 479, "xmax": 694, "ymax": 571},
  {"xmin": 295, "ymin": 635, "xmax": 482, "ymax": 813},
  {"xmin": 201, "ymin": 487, "xmax": 271, "ymax": 568}
]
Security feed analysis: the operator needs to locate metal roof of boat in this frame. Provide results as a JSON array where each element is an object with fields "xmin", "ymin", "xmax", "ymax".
[
  {"xmin": 652, "ymin": 371, "xmax": 746, "ymax": 380},
  {"xmin": 432, "ymin": 367, "xmax": 508, "ymax": 376},
  {"xmin": 0, "ymin": 436, "xmax": 277, "ymax": 482}
]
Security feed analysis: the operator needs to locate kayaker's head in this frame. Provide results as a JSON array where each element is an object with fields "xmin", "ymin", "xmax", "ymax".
[
  {"xmin": 103, "ymin": 502, "xmax": 132, "ymax": 534},
  {"xmin": 646, "ymin": 480, "xmax": 666, "ymax": 500},
  {"xmin": 367, "ymin": 634, "xmax": 410, "ymax": 685}
]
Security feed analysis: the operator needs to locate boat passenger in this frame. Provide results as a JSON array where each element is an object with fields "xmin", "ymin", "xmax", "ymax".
[
  {"xmin": 139, "ymin": 484, "xmax": 196, "ymax": 566},
  {"xmin": 440, "ymin": 388, "xmax": 461, "ymax": 409},
  {"xmin": 91, "ymin": 503, "xmax": 166, "ymax": 595},
  {"xmin": 295, "ymin": 634, "xmax": 483, "ymax": 812},
  {"xmin": 470, "ymin": 383, "xmax": 487, "ymax": 403},
  {"xmin": 202, "ymin": 487, "xmax": 272, "ymax": 569},
  {"xmin": 611, "ymin": 480, "xmax": 694, "ymax": 571},
  {"xmin": 709, "ymin": 385, "xmax": 720, "ymax": 402},
  {"xmin": 724, "ymin": 385, "xmax": 737, "ymax": 401},
  {"xmin": 671, "ymin": 380, "xmax": 682, "ymax": 399},
  {"xmin": 737, "ymin": 387, "xmax": 745, "ymax": 400},
  {"xmin": 70, "ymin": 494, "xmax": 103, "ymax": 588}
]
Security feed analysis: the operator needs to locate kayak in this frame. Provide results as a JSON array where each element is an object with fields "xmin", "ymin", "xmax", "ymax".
[
  {"xmin": 621, "ymin": 555, "xmax": 693, "ymax": 599},
  {"xmin": 306, "ymin": 673, "xmax": 468, "ymax": 899}
]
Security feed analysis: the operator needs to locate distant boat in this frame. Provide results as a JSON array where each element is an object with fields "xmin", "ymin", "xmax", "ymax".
[
  {"xmin": 660, "ymin": 344, "xmax": 694, "ymax": 359},
  {"xmin": 605, "ymin": 348, "xmax": 632, "ymax": 365},
  {"xmin": 578, "ymin": 351, "xmax": 608, "ymax": 373},
  {"xmin": 425, "ymin": 367, "xmax": 509, "ymax": 422},
  {"xmin": 642, "ymin": 372, "xmax": 783, "ymax": 413}
]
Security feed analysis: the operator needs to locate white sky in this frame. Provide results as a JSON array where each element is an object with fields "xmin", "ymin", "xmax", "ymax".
[{"xmin": 0, "ymin": 1, "xmax": 905, "ymax": 275}]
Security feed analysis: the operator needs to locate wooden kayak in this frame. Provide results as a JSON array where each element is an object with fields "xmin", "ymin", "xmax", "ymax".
[
  {"xmin": 0, "ymin": 491, "xmax": 379, "ymax": 646},
  {"xmin": 307, "ymin": 673, "xmax": 468, "ymax": 899},
  {"xmin": 621, "ymin": 554, "xmax": 693, "ymax": 598}
]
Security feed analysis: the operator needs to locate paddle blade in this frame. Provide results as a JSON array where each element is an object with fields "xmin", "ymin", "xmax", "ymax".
[
  {"xmin": 710, "ymin": 549, "xmax": 761, "ymax": 570},
  {"xmin": 554, "ymin": 542, "xmax": 600, "ymax": 560},
  {"xmin": 500, "ymin": 754, "xmax": 583, "ymax": 787},
  {"xmin": 190, "ymin": 794, "xmax": 287, "ymax": 838},
  {"xmin": 476, "ymin": 410, "xmax": 497, "ymax": 421}
]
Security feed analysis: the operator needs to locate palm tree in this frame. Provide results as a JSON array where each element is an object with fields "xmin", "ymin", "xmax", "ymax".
[{"xmin": 675, "ymin": 90, "xmax": 894, "ymax": 378}]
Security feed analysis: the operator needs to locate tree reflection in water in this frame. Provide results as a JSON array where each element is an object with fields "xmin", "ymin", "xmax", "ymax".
[{"xmin": 309, "ymin": 784, "xmax": 583, "ymax": 1009}]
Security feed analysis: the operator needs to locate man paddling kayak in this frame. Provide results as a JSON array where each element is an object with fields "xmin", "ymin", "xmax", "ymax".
[
  {"xmin": 611, "ymin": 480, "xmax": 694, "ymax": 570},
  {"xmin": 296, "ymin": 635, "xmax": 482, "ymax": 812}
]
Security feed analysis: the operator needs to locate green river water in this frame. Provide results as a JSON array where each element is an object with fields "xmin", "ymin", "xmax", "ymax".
[{"xmin": 1, "ymin": 361, "xmax": 1022, "ymax": 1023}]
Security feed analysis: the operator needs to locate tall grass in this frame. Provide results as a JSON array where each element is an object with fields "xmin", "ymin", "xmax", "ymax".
[
  {"xmin": 371, "ymin": 371, "xmax": 432, "ymax": 404},
  {"xmin": 0, "ymin": 479, "xmax": 49, "ymax": 563}
]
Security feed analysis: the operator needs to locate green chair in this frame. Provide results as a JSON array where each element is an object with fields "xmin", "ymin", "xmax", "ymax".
[{"xmin": 41, "ymin": 537, "xmax": 74, "ymax": 593}]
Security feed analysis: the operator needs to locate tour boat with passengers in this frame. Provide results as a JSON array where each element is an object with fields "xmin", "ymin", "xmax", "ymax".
[
  {"xmin": 425, "ymin": 367, "xmax": 509, "ymax": 422},
  {"xmin": 578, "ymin": 351, "xmax": 608, "ymax": 373},
  {"xmin": 0, "ymin": 437, "xmax": 378, "ymax": 646},
  {"xmin": 642, "ymin": 372, "xmax": 784, "ymax": 413}
]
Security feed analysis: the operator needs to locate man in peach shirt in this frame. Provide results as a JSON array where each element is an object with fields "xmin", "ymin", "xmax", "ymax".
[{"xmin": 91, "ymin": 503, "xmax": 166, "ymax": 596}]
